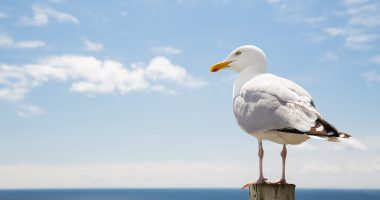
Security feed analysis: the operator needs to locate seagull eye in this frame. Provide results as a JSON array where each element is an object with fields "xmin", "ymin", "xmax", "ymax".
[{"xmin": 235, "ymin": 51, "xmax": 241, "ymax": 56}]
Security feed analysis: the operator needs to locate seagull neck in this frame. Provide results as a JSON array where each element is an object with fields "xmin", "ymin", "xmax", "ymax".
[{"xmin": 233, "ymin": 65, "xmax": 265, "ymax": 98}]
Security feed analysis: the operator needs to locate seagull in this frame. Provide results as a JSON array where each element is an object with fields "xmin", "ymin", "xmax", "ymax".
[{"xmin": 209, "ymin": 45, "xmax": 351, "ymax": 187}]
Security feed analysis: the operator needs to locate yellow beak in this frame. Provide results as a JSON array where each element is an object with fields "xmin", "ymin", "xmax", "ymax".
[{"xmin": 209, "ymin": 60, "xmax": 233, "ymax": 72}]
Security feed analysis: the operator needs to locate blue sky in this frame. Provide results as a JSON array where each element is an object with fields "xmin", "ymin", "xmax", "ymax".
[{"xmin": 0, "ymin": 0, "xmax": 380, "ymax": 189}]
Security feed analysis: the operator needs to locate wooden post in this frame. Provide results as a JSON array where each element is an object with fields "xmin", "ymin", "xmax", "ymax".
[{"xmin": 249, "ymin": 184, "xmax": 295, "ymax": 200}]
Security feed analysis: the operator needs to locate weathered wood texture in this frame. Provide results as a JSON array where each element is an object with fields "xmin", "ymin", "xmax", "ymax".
[{"xmin": 249, "ymin": 184, "xmax": 295, "ymax": 200}]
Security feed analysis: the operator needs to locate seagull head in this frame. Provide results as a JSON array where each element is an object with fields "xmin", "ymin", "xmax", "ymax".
[{"xmin": 210, "ymin": 45, "xmax": 267, "ymax": 74}]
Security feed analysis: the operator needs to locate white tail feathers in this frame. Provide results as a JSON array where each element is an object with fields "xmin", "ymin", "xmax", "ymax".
[{"xmin": 309, "ymin": 132, "xmax": 351, "ymax": 142}]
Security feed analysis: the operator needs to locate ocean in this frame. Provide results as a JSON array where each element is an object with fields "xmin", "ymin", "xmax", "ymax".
[{"xmin": 0, "ymin": 189, "xmax": 379, "ymax": 200}]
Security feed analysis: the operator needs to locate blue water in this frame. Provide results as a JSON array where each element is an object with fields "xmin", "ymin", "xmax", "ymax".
[{"xmin": 0, "ymin": 189, "xmax": 379, "ymax": 200}]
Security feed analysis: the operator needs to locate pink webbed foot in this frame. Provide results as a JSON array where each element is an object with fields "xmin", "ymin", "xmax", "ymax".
[
  {"xmin": 273, "ymin": 179, "xmax": 287, "ymax": 184},
  {"xmin": 241, "ymin": 177, "xmax": 271, "ymax": 189}
]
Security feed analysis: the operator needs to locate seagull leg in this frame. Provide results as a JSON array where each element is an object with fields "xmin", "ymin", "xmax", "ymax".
[
  {"xmin": 257, "ymin": 140, "xmax": 266, "ymax": 183},
  {"xmin": 241, "ymin": 140, "xmax": 270, "ymax": 189},
  {"xmin": 274, "ymin": 144, "xmax": 288, "ymax": 184}
]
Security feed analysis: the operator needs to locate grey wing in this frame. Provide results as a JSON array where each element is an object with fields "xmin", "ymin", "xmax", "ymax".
[
  {"xmin": 280, "ymin": 77, "xmax": 350, "ymax": 139},
  {"xmin": 233, "ymin": 74, "xmax": 350, "ymax": 139},
  {"xmin": 233, "ymin": 74, "xmax": 318, "ymax": 134}
]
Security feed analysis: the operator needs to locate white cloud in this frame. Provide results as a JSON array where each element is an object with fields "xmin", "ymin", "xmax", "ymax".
[
  {"xmin": 285, "ymin": 136, "xmax": 380, "ymax": 188},
  {"xmin": 21, "ymin": 5, "xmax": 79, "ymax": 26},
  {"xmin": 15, "ymin": 40, "xmax": 46, "ymax": 49},
  {"xmin": 363, "ymin": 70, "xmax": 380, "ymax": 83},
  {"xmin": 324, "ymin": 26, "xmax": 379, "ymax": 50},
  {"xmin": 344, "ymin": 34, "xmax": 379, "ymax": 50},
  {"xmin": 0, "ymin": 55, "xmax": 207, "ymax": 101},
  {"xmin": 0, "ymin": 33, "xmax": 46, "ymax": 49},
  {"xmin": 332, "ymin": 1, "xmax": 380, "ymax": 50},
  {"xmin": 146, "ymin": 56, "xmax": 207, "ymax": 89},
  {"xmin": 150, "ymin": 84, "xmax": 177, "ymax": 95},
  {"xmin": 0, "ymin": 161, "xmax": 251, "ymax": 188},
  {"xmin": 0, "ymin": 135, "xmax": 378, "ymax": 188},
  {"xmin": 347, "ymin": 4, "xmax": 380, "ymax": 27},
  {"xmin": 17, "ymin": 104, "xmax": 45, "ymax": 117},
  {"xmin": 0, "ymin": 155, "xmax": 379, "ymax": 188},
  {"xmin": 299, "ymin": 159, "xmax": 380, "ymax": 174},
  {"xmin": 371, "ymin": 54, "xmax": 380, "ymax": 65},
  {"xmin": 83, "ymin": 38, "xmax": 104, "ymax": 52},
  {"xmin": 151, "ymin": 46, "xmax": 182, "ymax": 55},
  {"xmin": 0, "ymin": 64, "xmax": 34, "ymax": 101},
  {"xmin": 266, "ymin": 0, "xmax": 380, "ymax": 50},
  {"xmin": 26, "ymin": 55, "xmax": 150, "ymax": 94},
  {"xmin": 345, "ymin": 34, "xmax": 379, "ymax": 50},
  {"xmin": 324, "ymin": 27, "xmax": 379, "ymax": 50},
  {"xmin": 347, "ymin": 3, "xmax": 377, "ymax": 16}
]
